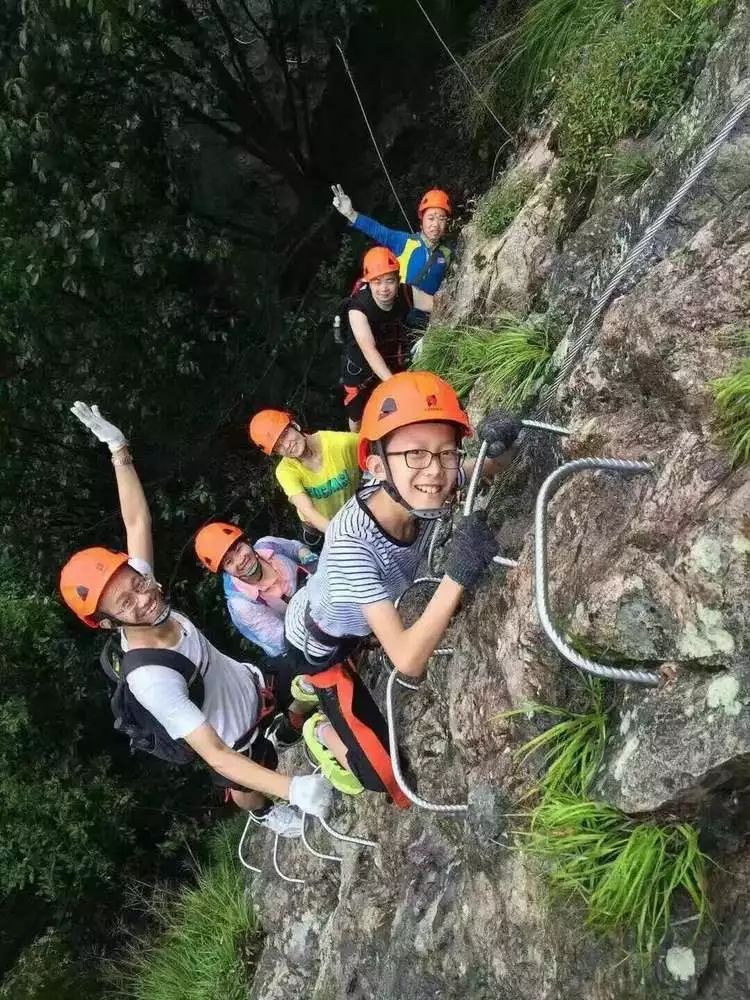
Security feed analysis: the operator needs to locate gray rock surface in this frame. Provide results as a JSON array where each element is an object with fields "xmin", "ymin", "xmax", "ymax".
[{"xmin": 246, "ymin": 7, "xmax": 750, "ymax": 997}]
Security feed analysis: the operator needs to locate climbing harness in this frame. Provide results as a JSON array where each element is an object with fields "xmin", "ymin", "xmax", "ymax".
[
  {"xmin": 334, "ymin": 38, "xmax": 412, "ymax": 230},
  {"xmin": 535, "ymin": 458, "xmax": 659, "ymax": 687},
  {"xmin": 411, "ymin": 0, "xmax": 514, "ymax": 151}
]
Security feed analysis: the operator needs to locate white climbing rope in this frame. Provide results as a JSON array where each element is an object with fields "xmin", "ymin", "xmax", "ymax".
[
  {"xmin": 385, "ymin": 666, "xmax": 469, "ymax": 813},
  {"xmin": 301, "ymin": 813, "xmax": 342, "ymax": 864},
  {"xmin": 411, "ymin": 0, "xmax": 514, "ymax": 148},
  {"xmin": 334, "ymin": 38, "xmax": 412, "ymax": 230},
  {"xmin": 318, "ymin": 816, "xmax": 378, "ymax": 848},
  {"xmin": 237, "ymin": 811, "xmax": 262, "ymax": 874}
]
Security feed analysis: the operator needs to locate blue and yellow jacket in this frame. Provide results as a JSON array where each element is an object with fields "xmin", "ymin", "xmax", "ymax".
[{"xmin": 351, "ymin": 214, "xmax": 451, "ymax": 295}]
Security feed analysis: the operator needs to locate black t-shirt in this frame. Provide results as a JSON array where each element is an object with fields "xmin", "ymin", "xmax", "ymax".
[{"xmin": 341, "ymin": 284, "xmax": 411, "ymax": 386}]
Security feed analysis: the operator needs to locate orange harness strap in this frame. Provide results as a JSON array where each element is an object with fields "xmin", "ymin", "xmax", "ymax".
[{"xmin": 307, "ymin": 663, "xmax": 410, "ymax": 809}]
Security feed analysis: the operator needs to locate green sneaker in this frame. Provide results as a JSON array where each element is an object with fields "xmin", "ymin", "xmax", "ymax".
[
  {"xmin": 290, "ymin": 674, "xmax": 320, "ymax": 706},
  {"xmin": 302, "ymin": 712, "xmax": 364, "ymax": 796}
]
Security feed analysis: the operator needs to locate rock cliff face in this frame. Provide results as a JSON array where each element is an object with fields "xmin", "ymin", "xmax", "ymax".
[{"xmin": 246, "ymin": 7, "xmax": 750, "ymax": 998}]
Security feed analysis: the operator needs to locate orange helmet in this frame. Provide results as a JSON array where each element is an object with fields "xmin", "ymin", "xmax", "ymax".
[
  {"xmin": 362, "ymin": 246, "xmax": 400, "ymax": 283},
  {"xmin": 194, "ymin": 522, "xmax": 243, "ymax": 573},
  {"xmin": 248, "ymin": 409, "xmax": 293, "ymax": 455},
  {"xmin": 418, "ymin": 189, "xmax": 451, "ymax": 218},
  {"xmin": 358, "ymin": 371, "xmax": 471, "ymax": 470},
  {"xmin": 59, "ymin": 547, "xmax": 129, "ymax": 627}
]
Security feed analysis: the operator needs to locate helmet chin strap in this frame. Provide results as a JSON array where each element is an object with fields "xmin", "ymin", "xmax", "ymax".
[{"xmin": 376, "ymin": 444, "xmax": 453, "ymax": 521}]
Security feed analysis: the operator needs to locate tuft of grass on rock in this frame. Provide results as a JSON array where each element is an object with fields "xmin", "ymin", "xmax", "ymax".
[
  {"xmin": 510, "ymin": 0, "xmax": 622, "ymax": 107},
  {"xmin": 111, "ymin": 818, "xmax": 262, "ymax": 1000},
  {"xmin": 475, "ymin": 172, "xmax": 535, "ymax": 238},
  {"xmin": 416, "ymin": 314, "xmax": 555, "ymax": 410},
  {"xmin": 520, "ymin": 795, "xmax": 710, "ymax": 958},
  {"xmin": 711, "ymin": 340, "xmax": 750, "ymax": 464},
  {"xmin": 603, "ymin": 148, "xmax": 655, "ymax": 194},
  {"xmin": 502, "ymin": 682, "xmax": 710, "ymax": 958},
  {"xmin": 500, "ymin": 679, "xmax": 608, "ymax": 798},
  {"xmin": 554, "ymin": 0, "xmax": 720, "ymax": 186}
]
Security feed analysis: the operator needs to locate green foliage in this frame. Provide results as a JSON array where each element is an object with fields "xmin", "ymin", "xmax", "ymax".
[
  {"xmin": 501, "ymin": 679, "xmax": 607, "ymax": 797},
  {"xmin": 521, "ymin": 796, "xmax": 709, "ymax": 958},
  {"xmin": 475, "ymin": 172, "xmax": 535, "ymax": 237},
  {"xmin": 553, "ymin": 0, "xmax": 720, "ymax": 185},
  {"xmin": 111, "ymin": 818, "xmax": 262, "ymax": 1000},
  {"xmin": 416, "ymin": 314, "xmax": 555, "ymax": 409},
  {"xmin": 602, "ymin": 148, "xmax": 655, "ymax": 195},
  {"xmin": 0, "ymin": 929, "xmax": 100, "ymax": 1000},
  {"xmin": 711, "ymin": 338, "xmax": 750, "ymax": 464},
  {"xmin": 0, "ymin": 560, "xmax": 134, "ymax": 901},
  {"xmin": 505, "ymin": 0, "xmax": 622, "ymax": 109},
  {"xmin": 505, "ymin": 684, "xmax": 710, "ymax": 957}
]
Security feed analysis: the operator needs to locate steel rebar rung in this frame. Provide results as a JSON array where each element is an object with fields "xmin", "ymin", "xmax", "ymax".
[{"xmin": 534, "ymin": 458, "xmax": 660, "ymax": 687}]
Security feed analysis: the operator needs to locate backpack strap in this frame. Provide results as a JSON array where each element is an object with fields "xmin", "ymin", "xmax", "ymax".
[
  {"xmin": 409, "ymin": 241, "xmax": 445, "ymax": 290},
  {"xmin": 121, "ymin": 648, "xmax": 205, "ymax": 708}
]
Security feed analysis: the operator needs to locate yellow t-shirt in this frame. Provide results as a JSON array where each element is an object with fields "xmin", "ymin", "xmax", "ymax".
[{"xmin": 275, "ymin": 431, "xmax": 360, "ymax": 522}]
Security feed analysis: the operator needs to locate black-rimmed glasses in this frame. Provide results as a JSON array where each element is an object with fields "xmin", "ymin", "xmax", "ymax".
[{"xmin": 385, "ymin": 448, "xmax": 464, "ymax": 470}]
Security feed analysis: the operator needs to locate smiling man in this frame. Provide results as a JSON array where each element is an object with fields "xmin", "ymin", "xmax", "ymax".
[{"xmin": 59, "ymin": 402, "xmax": 332, "ymax": 825}]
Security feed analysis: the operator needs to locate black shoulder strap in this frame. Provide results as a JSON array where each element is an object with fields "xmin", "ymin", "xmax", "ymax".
[
  {"xmin": 121, "ymin": 648, "xmax": 201, "ymax": 687},
  {"xmin": 410, "ymin": 242, "xmax": 443, "ymax": 290}
]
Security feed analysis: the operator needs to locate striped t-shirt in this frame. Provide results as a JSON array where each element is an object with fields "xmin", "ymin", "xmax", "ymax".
[{"xmin": 284, "ymin": 484, "xmax": 433, "ymax": 658}]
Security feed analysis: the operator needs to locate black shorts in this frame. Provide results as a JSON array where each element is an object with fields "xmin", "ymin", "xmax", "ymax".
[{"xmin": 341, "ymin": 378, "xmax": 376, "ymax": 422}]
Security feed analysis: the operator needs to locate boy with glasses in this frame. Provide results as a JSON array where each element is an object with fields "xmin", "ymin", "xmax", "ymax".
[{"xmin": 282, "ymin": 371, "xmax": 520, "ymax": 797}]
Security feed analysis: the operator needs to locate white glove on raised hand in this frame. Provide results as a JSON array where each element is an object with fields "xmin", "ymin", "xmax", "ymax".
[
  {"xmin": 288, "ymin": 773, "xmax": 333, "ymax": 819},
  {"xmin": 262, "ymin": 803, "xmax": 304, "ymax": 839},
  {"xmin": 70, "ymin": 401, "xmax": 127, "ymax": 453},
  {"xmin": 331, "ymin": 183, "xmax": 355, "ymax": 222}
]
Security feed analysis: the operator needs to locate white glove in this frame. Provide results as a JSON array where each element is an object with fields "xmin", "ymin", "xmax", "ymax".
[
  {"xmin": 288, "ymin": 773, "xmax": 333, "ymax": 819},
  {"xmin": 262, "ymin": 803, "xmax": 303, "ymax": 839},
  {"xmin": 70, "ymin": 401, "xmax": 127, "ymax": 453},
  {"xmin": 331, "ymin": 183, "xmax": 355, "ymax": 222}
]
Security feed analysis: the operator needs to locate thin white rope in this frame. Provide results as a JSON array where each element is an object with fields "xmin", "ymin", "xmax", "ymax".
[
  {"xmin": 334, "ymin": 38, "xmax": 412, "ymax": 230},
  {"xmin": 412, "ymin": 0, "xmax": 514, "ymax": 147}
]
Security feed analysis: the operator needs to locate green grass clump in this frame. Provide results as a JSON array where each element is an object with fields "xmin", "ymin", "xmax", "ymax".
[
  {"xmin": 510, "ymin": 0, "xmax": 622, "ymax": 108},
  {"xmin": 502, "ymin": 683, "xmax": 710, "ymax": 958},
  {"xmin": 554, "ymin": 0, "xmax": 720, "ymax": 185},
  {"xmin": 112, "ymin": 819, "xmax": 262, "ymax": 1000},
  {"xmin": 603, "ymin": 149, "xmax": 655, "ymax": 194},
  {"xmin": 475, "ymin": 172, "xmax": 535, "ymax": 237},
  {"xmin": 502, "ymin": 679, "xmax": 607, "ymax": 797},
  {"xmin": 711, "ymin": 342, "xmax": 750, "ymax": 464},
  {"xmin": 522, "ymin": 795, "xmax": 709, "ymax": 958},
  {"xmin": 417, "ymin": 314, "xmax": 554, "ymax": 410}
]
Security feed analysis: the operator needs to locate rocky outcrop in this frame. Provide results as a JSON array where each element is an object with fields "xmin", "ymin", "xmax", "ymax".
[{"xmin": 246, "ymin": 6, "xmax": 750, "ymax": 998}]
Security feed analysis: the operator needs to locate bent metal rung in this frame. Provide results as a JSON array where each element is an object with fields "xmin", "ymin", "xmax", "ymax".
[
  {"xmin": 385, "ymin": 667, "xmax": 468, "ymax": 813},
  {"xmin": 301, "ymin": 813, "xmax": 342, "ymax": 864},
  {"xmin": 534, "ymin": 458, "xmax": 660, "ymax": 687},
  {"xmin": 272, "ymin": 833, "xmax": 305, "ymax": 885}
]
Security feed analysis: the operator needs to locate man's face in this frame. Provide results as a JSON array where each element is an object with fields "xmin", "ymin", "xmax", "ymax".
[
  {"xmin": 370, "ymin": 272, "xmax": 399, "ymax": 309},
  {"xmin": 420, "ymin": 208, "xmax": 448, "ymax": 244},
  {"xmin": 369, "ymin": 421, "xmax": 461, "ymax": 511},
  {"xmin": 98, "ymin": 564, "xmax": 167, "ymax": 627}
]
